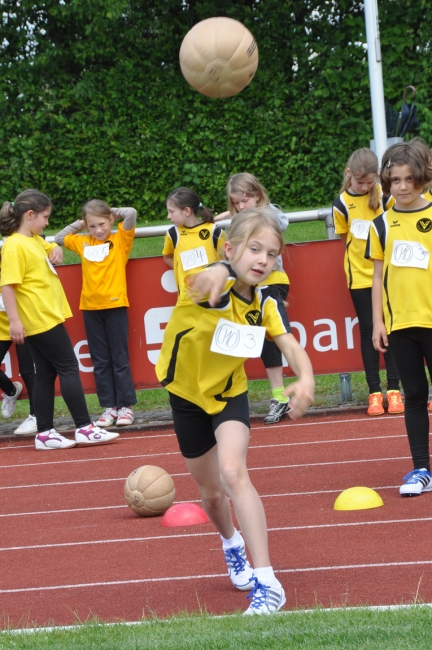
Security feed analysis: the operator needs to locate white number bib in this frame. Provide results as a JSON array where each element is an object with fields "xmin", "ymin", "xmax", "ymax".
[
  {"xmin": 0, "ymin": 295, "xmax": 5, "ymax": 312},
  {"xmin": 350, "ymin": 219, "xmax": 371, "ymax": 241},
  {"xmin": 83, "ymin": 243, "xmax": 110, "ymax": 263},
  {"xmin": 210, "ymin": 318, "xmax": 266, "ymax": 358},
  {"xmin": 391, "ymin": 240, "xmax": 430, "ymax": 269},
  {"xmin": 180, "ymin": 246, "xmax": 209, "ymax": 271}
]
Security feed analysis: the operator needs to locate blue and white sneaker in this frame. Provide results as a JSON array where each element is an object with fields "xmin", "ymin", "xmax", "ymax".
[
  {"xmin": 224, "ymin": 544, "xmax": 255, "ymax": 591},
  {"xmin": 244, "ymin": 578, "xmax": 286, "ymax": 615},
  {"xmin": 400, "ymin": 468, "xmax": 432, "ymax": 497}
]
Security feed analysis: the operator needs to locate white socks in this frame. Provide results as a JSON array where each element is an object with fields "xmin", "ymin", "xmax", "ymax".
[{"xmin": 221, "ymin": 528, "xmax": 244, "ymax": 550}]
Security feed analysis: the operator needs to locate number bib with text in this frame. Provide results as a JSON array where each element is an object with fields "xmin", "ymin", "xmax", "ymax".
[{"xmin": 391, "ymin": 240, "xmax": 430, "ymax": 269}]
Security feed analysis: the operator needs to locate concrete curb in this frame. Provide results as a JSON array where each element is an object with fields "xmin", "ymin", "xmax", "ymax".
[{"xmin": 0, "ymin": 401, "xmax": 370, "ymax": 441}]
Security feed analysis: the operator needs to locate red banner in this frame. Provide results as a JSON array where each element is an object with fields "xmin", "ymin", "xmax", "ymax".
[{"xmin": 1, "ymin": 240, "xmax": 366, "ymax": 393}]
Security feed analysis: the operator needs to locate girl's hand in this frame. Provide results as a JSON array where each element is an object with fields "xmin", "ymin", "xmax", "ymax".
[
  {"xmin": 186, "ymin": 264, "xmax": 230, "ymax": 306},
  {"xmin": 372, "ymin": 321, "xmax": 388, "ymax": 353},
  {"xmin": 284, "ymin": 378, "xmax": 315, "ymax": 420},
  {"xmin": 9, "ymin": 318, "xmax": 26, "ymax": 345},
  {"xmin": 49, "ymin": 246, "xmax": 63, "ymax": 265}
]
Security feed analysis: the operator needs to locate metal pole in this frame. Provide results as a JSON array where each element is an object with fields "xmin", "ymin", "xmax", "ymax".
[{"xmin": 364, "ymin": 0, "xmax": 387, "ymax": 166}]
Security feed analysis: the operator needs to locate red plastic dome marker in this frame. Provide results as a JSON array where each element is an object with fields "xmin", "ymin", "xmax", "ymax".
[{"xmin": 161, "ymin": 502, "xmax": 210, "ymax": 527}]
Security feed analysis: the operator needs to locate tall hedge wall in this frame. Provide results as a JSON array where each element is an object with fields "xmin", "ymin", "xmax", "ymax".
[{"xmin": 1, "ymin": 0, "xmax": 431, "ymax": 225}]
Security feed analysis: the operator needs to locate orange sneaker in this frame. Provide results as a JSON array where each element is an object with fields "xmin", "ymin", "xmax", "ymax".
[
  {"xmin": 387, "ymin": 390, "xmax": 404, "ymax": 414},
  {"xmin": 367, "ymin": 392, "xmax": 384, "ymax": 416}
]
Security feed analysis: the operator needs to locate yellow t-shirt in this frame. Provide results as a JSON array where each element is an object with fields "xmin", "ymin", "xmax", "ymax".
[
  {"xmin": 367, "ymin": 203, "xmax": 432, "ymax": 333},
  {"xmin": 64, "ymin": 222, "xmax": 135, "ymax": 310},
  {"xmin": 333, "ymin": 185, "xmax": 394, "ymax": 289},
  {"xmin": 162, "ymin": 222, "xmax": 226, "ymax": 293},
  {"xmin": 423, "ymin": 189, "xmax": 432, "ymax": 202},
  {"xmin": 0, "ymin": 234, "xmax": 72, "ymax": 336},
  {"xmin": 156, "ymin": 274, "xmax": 292, "ymax": 415},
  {"xmin": 0, "ymin": 238, "xmax": 60, "ymax": 340}
]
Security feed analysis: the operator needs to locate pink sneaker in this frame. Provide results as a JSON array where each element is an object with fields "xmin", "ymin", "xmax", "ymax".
[{"xmin": 75, "ymin": 424, "xmax": 119, "ymax": 445}]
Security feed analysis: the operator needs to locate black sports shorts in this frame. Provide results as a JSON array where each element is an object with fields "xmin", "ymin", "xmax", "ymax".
[{"xmin": 168, "ymin": 391, "xmax": 250, "ymax": 459}]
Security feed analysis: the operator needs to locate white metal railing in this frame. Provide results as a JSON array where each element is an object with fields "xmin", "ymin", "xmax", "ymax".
[{"xmin": 0, "ymin": 207, "xmax": 335, "ymax": 246}]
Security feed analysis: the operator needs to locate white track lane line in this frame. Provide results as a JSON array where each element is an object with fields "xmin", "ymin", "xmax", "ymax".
[
  {"xmin": 0, "ymin": 454, "xmax": 412, "ymax": 493},
  {"xmin": 0, "ymin": 483, "xmax": 400, "ymax": 518},
  {"xmin": 0, "ymin": 413, "xmax": 409, "ymax": 452},
  {"xmin": 0, "ymin": 432, "xmax": 413, "ymax": 471},
  {"xmin": 1, "ymin": 559, "xmax": 432, "ymax": 594},
  {"xmin": 2, "ymin": 515, "xmax": 432, "ymax": 552}
]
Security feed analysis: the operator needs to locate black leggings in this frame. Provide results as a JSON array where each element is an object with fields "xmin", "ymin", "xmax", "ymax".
[
  {"xmin": 388, "ymin": 328, "xmax": 432, "ymax": 471},
  {"xmin": 350, "ymin": 288, "xmax": 400, "ymax": 393},
  {"xmin": 26, "ymin": 323, "xmax": 91, "ymax": 432},
  {"xmin": 0, "ymin": 339, "xmax": 35, "ymax": 415}
]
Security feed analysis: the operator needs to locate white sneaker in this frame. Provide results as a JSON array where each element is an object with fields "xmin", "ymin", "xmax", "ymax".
[
  {"xmin": 2, "ymin": 381, "xmax": 23, "ymax": 418},
  {"xmin": 35, "ymin": 429, "xmax": 77, "ymax": 450},
  {"xmin": 243, "ymin": 579, "xmax": 286, "ymax": 615},
  {"xmin": 95, "ymin": 408, "xmax": 118, "ymax": 427},
  {"xmin": 75, "ymin": 424, "xmax": 120, "ymax": 446},
  {"xmin": 116, "ymin": 407, "xmax": 134, "ymax": 426},
  {"xmin": 14, "ymin": 414, "xmax": 37, "ymax": 436}
]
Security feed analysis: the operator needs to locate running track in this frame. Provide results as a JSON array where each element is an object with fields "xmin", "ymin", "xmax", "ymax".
[{"xmin": 1, "ymin": 411, "xmax": 432, "ymax": 628}]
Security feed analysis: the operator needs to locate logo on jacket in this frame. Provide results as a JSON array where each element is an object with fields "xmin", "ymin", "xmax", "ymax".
[
  {"xmin": 416, "ymin": 219, "xmax": 432, "ymax": 233},
  {"xmin": 245, "ymin": 310, "xmax": 261, "ymax": 326},
  {"xmin": 199, "ymin": 230, "xmax": 210, "ymax": 240}
]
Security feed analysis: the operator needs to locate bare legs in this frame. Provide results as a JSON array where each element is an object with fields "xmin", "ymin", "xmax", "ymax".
[{"xmin": 184, "ymin": 420, "xmax": 270, "ymax": 568}]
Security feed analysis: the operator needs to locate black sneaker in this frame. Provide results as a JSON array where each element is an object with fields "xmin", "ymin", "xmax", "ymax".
[{"xmin": 263, "ymin": 399, "xmax": 290, "ymax": 424}]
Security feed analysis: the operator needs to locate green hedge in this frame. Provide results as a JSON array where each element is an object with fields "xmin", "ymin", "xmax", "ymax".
[{"xmin": 1, "ymin": 0, "xmax": 431, "ymax": 225}]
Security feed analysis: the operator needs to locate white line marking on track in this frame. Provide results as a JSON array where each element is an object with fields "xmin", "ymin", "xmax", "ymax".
[
  {"xmin": 1, "ymin": 516, "xmax": 432, "ymax": 552},
  {"xmin": 1, "ymin": 559, "xmax": 432, "ymax": 594},
  {"xmin": 0, "ymin": 445, "xmax": 412, "ymax": 472}
]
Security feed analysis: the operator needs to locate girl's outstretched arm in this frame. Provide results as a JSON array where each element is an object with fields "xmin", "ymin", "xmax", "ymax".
[
  {"xmin": 111, "ymin": 207, "xmax": 137, "ymax": 231},
  {"xmin": 54, "ymin": 220, "xmax": 84, "ymax": 246},
  {"xmin": 273, "ymin": 332, "xmax": 315, "ymax": 420},
  {"xmin": 372, "ymin": 259, "xmax": 388, "ymax": 353},
  {"xmin": 2, "ymin": 285, "xmax": 26, "ymax": 344},
  {"xmin": 186, "ymin": 263, "xmax": 232, "ymax": 307}
]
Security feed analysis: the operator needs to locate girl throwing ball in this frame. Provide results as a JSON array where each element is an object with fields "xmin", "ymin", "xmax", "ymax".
[{"xmin": 156, "ymin": 208, "xmax": 315, "ymax": 614}]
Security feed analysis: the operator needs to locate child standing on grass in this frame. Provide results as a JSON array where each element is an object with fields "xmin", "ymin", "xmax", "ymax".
[
  {"xmin": 55, "ymin": 200, "xmax": 137, "ymax": 428},
  {"xmin": 0, "ymin": 190, "xmax": 119, "ymax": 450},
  {"xmin": 333, "ymin": 148, "xmax": 404, "ymax": 416},
  {"xmin": 162, "ymin": 187, "xmax": 226, "ymax": 293},
  {"xmin": 215, "ymin": 173, "xmax": 291, "ymax": 425},
  {"xmin": 156, "ymin": 208, "xmax": 315, "ymax": 614},
  {"xmin": 368, "ymin": 139, "xmax": 432, "ymax": 496}
]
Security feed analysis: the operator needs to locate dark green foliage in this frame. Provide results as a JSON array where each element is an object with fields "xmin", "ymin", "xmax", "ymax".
[{"xmin": 1, "ymin": 0, "xmax": 431, "ymax": 225}]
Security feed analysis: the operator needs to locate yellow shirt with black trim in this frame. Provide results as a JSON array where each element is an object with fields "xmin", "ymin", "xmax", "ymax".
[
  {"xmin": 423, "ymin": 189, "xmax": 432, "ymax": 202},
  {"xmin": 333, "ymin": 186, "xmax": 394, "ymax": 289},
  {"xmin": 64, "ymin": 222, "xmax": 135, "ymax": 310},
  {"xmin": 162, "ymin": 222, "xmax": 226, "ymax": 292},
  {"xmin": 366, "ymin": 202, "xmax": 432, "ymax": 333},
  {"xmin": 0, "ymin": 234, "xmax": 71, "ymax": 336},
  {"xmin": 155, "ymin": 273, "xmax": 292, "ymax": 415}
]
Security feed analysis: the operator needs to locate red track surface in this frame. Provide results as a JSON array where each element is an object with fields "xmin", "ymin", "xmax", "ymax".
[{"xmin": 1, "ymin": 412, "xmax": 432, "ymax": 628}]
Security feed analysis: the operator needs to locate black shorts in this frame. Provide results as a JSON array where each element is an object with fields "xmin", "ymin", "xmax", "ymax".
[
  {"xmin": 168, "ymin": 392, "xmax": 250, "ymax": 459},
  {"xmin": 261, "ymin": 283, "xmax": 290, "ymax": 369}
]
